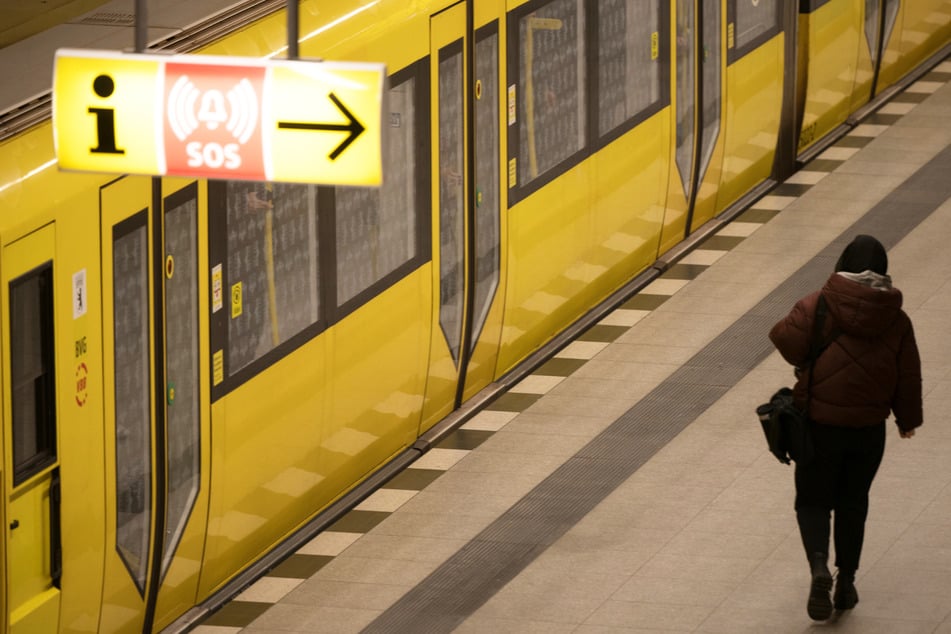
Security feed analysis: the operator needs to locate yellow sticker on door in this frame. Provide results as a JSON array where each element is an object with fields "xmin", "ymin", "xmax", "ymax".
[{"xmin": 231, "ymin": 282, "xmax": 242, "ymax": 318}]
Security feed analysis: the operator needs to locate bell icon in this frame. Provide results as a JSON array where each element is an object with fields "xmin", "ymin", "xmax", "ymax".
[{"xmin": 197, "ymin": 89, "xmax": 228, "ymax": 130}]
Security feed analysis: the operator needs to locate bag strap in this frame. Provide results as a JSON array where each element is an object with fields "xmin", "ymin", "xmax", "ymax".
[{"xmin": 804, "ymin": 295, "xmax": 840, "ymax": 416}]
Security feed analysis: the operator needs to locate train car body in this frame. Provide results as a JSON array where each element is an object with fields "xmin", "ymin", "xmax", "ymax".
[{"xmin": 0, "ymin": 0, "xmax": 947, "ymax": 631}]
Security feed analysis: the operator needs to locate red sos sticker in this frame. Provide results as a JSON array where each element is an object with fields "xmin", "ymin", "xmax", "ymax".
[{"xmin": 164, "ymin": 63, "xmax": 266, "ymax": 180}]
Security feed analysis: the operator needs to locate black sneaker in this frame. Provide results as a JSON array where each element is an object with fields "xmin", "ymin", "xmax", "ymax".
[
  {"xmin": 834, "ymin": 575, "xmax": 859, "ymax": 610},
  {"xmin": 807, "ymin": 553, "xmax": 833, "ymax": 621}
]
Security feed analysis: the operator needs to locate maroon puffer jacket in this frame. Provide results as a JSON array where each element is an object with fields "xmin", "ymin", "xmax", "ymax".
[{"xmin": 769, "ymin": 272, "xmax": 922, "ymax": 432}]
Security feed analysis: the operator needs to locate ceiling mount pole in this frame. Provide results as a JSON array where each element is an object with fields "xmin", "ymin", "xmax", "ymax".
[
  {"xmin": 135, "ymin": 0, "xmax": 147, "ymax": 52},
  {"xmin": 288, "ymin": 1, "xmax": 300, "ymax": 59}
]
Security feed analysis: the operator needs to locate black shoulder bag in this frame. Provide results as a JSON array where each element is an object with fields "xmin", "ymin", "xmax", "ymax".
[{"xmin": 757, "ymin": 296, "xmax": 839, "ymax": 465}]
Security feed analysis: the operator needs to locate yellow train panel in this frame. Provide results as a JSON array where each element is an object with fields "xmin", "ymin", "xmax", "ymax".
[
  {"xmin": 797, "ymin": 0, "xmax": 863, "ymax": 153},
  {"xmin": 897, "ymin": 0, "xmax": 951, "ymax": 76},
  {"xmin": 589, "ymin": 115, "xmax": 670, "ymax": 301},
  {"xmin": 201, "ymin": 337, "xmax": 327, "ymax": 596},
  {"xmin": 719, "ymin": 36, "xmax": 784, "ymax": 210},
  {"xmin": 322, "ymin": 275, "xmax": 429, "ymax": 491},
  {"xmin": 499, "ymin": 165, "xmax": 592, "ymax": 375}
]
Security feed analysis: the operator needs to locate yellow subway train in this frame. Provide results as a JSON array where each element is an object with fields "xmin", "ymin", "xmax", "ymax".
[{"xmin": 0, "ymin": 0, "xmax": 948, "ymax": 631}]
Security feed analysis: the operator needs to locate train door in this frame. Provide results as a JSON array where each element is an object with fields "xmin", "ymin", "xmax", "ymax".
[
  {"xmin": 2, "ymin": 225, "xmax": 61, "ymax": 634},
  {"xmin": 855, "ymin": 0, "xmax": 901, "ymax": 106},
  {"xmin": 422, "ymin": 1, "xmax": 506, "ymax": 428},
  {"xmin": 98, "ymin": 176, "xmax": 209, "ymax": 632},
  {"xmin": 661, "ymin": 0, "xmax": 728, "ymax": 248}
]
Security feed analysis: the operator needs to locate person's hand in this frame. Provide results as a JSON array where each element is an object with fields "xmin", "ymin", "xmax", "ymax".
[{"xmin": 899, "ymin": 428, "xmax": 916, "ymax": 438}]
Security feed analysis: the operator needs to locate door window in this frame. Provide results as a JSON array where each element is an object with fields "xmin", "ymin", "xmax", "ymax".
[
  {"xmin": 438, "ymin": 41, "xmax": 465, "ymax": 363},
  {"xmin": 112, "ymin": 213, "xmax": 152, "ymax": 594},
  {"xmin": 162, "ymin": 187, "xmax": 200, "ymax": 575},
  {"xmin": 10, "ymin": 263, "xmax": 56, "ymax": 486},
  {"xmin": 472, "ymin": 28, "xmax": 501, "ymax": 350}
]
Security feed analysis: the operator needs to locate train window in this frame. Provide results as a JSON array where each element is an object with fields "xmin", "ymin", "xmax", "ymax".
[
  {"xmin": 224, "ymin": 182, "xmax": 319, "ymax": 375},
  {"xmin": 596, "ymin": 0, "xmax": 664, "ymax": 138},
  {"xmin": 512, "ymin": 0, "xmax": 587, "ymax": 193},
  {"xmin": 473, "ymin": 26, "xmax": 501, "ymax": 349},
  {"xmin": 113, "ymin": 215, "xmax": 151, "ymax": 593},
  {"xmin": 162, "ymin": 185, "xmax": 200, "ymax": 574},
  {"xmin": 437, "ymin": 41, "xmax": 465, "ymax": 362},
  {"xmin": 335, "ymin": 72, "xmax": 419, "ymax": 306},
  {"xmin": 10, "ymin": 263, "xmax": 56, "ymax": 486},
  {"xmin": 675, "ymin": 0, "xmax": 696, "ymax": 197},
  {"xmin": 728, "ymin": 0, "xmax": 781, "ymax": 61},
  {"xmin": 700, "ymin": 0, "xmax": 722, "ymax": 180}
]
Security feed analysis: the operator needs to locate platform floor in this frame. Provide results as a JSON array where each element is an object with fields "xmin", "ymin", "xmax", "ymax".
[{"xmin": 192, "ymin": 58, "xmax": 951, "ymax": 634}]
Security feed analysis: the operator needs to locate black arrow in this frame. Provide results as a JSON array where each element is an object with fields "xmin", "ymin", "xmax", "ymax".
[{"xmin": 277, "ymin": 92, "xmax": 366, "ymax": 160}]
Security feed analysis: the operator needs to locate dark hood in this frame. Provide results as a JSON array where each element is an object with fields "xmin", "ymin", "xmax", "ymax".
[
  {"xmin": 822, "ymin": 272, "xmax": 903, "ymax": 338},
  {"xmin": 835, "ymin": 234, "xmax": 888, "ymax": 275}
]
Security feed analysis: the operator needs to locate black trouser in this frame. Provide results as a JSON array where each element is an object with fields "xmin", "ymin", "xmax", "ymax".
[{"xmin": 794, "ymin": 421, "xmax": 886, "ymax": 573}]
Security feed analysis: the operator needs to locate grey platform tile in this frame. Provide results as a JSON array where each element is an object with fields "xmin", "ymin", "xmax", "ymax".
[
  {"xmin": 268, "ymin": 554, "xmax": 331, "ymax": 579},
  {"xmin": 664, "ymin": 262, "xmax": 709, "ymax": 280},
  {"xmin": 475, "ymin": 587, "xmax": 610, "ymax": 626},
  {"xmin": 571, "ymin": 358, "xmax": 682, "ymax": 385},
  {"xmin": 382, "ymin": 467, "xmax": 443, "ymax": 491},
  {"xmin": 699, "ymin": 234, "xmax": 746, "ymax": 251},
  {"xmin": 829, "ymin": 589, "xmax": 951, "ymax": 623},
  {"xmin": 368, "ymin": 508, "xmax": 496, "ymax": 540},
  {"xmin": 578, "ymin": 324, "xmax": 630, "ymax": 342},
  {"xmin": 533, "ymin": 356, "xmax": 587, "ymax": 376},
  {"xmin": 735, "ymin": 209, "xmax": 782, "ymax": 229},
  {"xmin": 312, "ymin": 553, "xmax": 439, "ymax": 586},
  {"xmin": 202, "ymin": 602, "xmax": 272, "ymax": 628},
  {"xmin": 620, "ymin": 293, "xmax": 670, "ymax": 310},
  {"xmin": 770, "ymin": 182, "xmax": 813, "ymax": 198},
  {"xmin": 864, "ymin": 112, "xmax": 904, "ymax": 126},
  {"xmin": 331, "ymin": 532, "xmax": 469, "ymax": 565},
  {"xmin": 892, "ymin": 91, "xmax": 932, "ymax": 103},
  {"xmin": 801, "ymin": 158, "xmax": 844, "ymax": 172},
  {"xmin": 498, "ymin": 408, "xmax": 621, "ymax": 437},
  {"xmin": 446, "ymin": 446, "xmax": 570, "ymax": 475},
  {"xmin": 837, "ymin": 134, "xmax": 875, "ymax": 148},
  {"xmin": 616, "ymin": 309, "xmax": 738, "ymax": 346},
  {"xmin": 635, "ymin": 553, "xmax": 762, "ymax": 585},
  {"xmin": 860, "ymin": 566, "xmax": 951, "ymax": 597},
  {"xmin": 420, "ymin": 467, "xmax": 548, "ymax": 497},
  {"xmin": 394, "ymin": 487, "xmax": 529, "ymax": 518},
  {"xmin": 684, "ymin": 507, "xmax": 794, "ymax": 538},
  {"xmin": 556, "ymin": 522, "xmax": 675, "ymax": 555},
  {"xmin": 281, "ymin": 577, "xmax": 408, "ymax": 611},
  {"xmin": 435, "ymin": 428, "xmax": 493, "ymax": 450},
  {"xmin": 808, "ymin": 172, "xmax": 907, "ymax": 201},
  {"xmin": 611, "ymin": 575, "xmax": 735, "ymax": 607},
  {"xmin": 513, "ymin": 545, "xmax": 653, "ymax": 583},
  {"xmin": 455, "ymin": 616, "xmax": 578, "ymax": 634},
  {"xmin": 661, "ymin": 529, "xmax": 786, "ymax": 561},
  {"xmin": 242, "ymin": 603, "xmax": 377, "ymax": 633},
  {"xmin": 523, "ymin": 393, "xmax": 635, "ymax": 420},
  {"xmin": 594, "ymin": 340, "xmax": 698, "ymax": 365},
  {"xmin": 325, "ymin": 510, "xmax": 390, "ymax": 534},
  {"xmin": 486, "ymin": 391, "xmax": 541, "ymax": 412},
  {"xmin": 584, "ymin": 600, "xmax": 713, "ymax": 631},
  {"xmin": 874, "ymin": 545, "xmax": 951, "ymax": 573}
]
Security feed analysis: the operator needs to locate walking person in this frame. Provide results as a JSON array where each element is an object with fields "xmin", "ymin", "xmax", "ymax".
[{"xmin": 769, "ymin": 234, "xmax": 923, "ymax": 620}]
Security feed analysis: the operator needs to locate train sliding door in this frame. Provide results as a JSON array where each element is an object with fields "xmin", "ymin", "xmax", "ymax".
[
  {"xmin": 422, "ymin": 1, "xmax": 505, "ymax": 428},
  {"xmin": 661, "ymin": 0, "xmax": 727, "ymax": 247},
  {"xmin": 99, "ymin": 176, "xmax": 209, "ymax": 632},
  {"xmin": 2, "ymin": 225, "xmax": 61, "ymax": 633}
]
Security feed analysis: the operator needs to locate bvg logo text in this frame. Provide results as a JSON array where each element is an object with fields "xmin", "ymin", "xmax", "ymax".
[{"xmin": 163, "ymin": 63, "xmax": 266, "ymax": 180}]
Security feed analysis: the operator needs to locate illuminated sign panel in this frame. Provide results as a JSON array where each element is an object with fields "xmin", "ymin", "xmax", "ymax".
[{"xmin": 52, "ymin": 49, "xmax": 386, "ymax": 186}]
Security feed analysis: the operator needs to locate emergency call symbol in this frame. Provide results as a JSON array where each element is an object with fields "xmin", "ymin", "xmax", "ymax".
[{"xmin": 167, "ymin": 76, "xmax": 259, "ymax": 169}]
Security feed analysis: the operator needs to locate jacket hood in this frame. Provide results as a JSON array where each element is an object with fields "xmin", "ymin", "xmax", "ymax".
[{"xmin": 822, "ymin": 272, "xmax": 903, "ymax": 338}]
